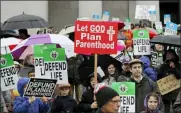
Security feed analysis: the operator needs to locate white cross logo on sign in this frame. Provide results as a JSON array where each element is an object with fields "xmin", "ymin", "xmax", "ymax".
[{"xmin": 107, "ymin": 26, "xmax": 115, "ymax": 41}]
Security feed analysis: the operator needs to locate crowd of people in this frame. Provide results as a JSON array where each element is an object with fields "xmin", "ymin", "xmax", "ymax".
[{"xmin": 1, "ymin": 21, "xmax": 181, "ymax": 113}]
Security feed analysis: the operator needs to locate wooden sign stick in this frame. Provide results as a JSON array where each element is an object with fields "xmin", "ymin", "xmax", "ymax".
[{"xmin": 94, "ymin": 54, "xmax": 98, "ymax": 84}]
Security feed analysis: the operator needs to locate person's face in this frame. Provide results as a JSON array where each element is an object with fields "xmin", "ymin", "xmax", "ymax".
[
  {"xmin": 166, "ymin": 52, "xmax": 175, "ymax": 60},
  {"xmin": 122, "ymin": 64, "xmax": 130, "ymax": 72},
  {"xmin": 147, "ymin": 96, "xmax": 158, "ymax": 110},
  {"xmin": 60, "ymin": 87, "xmax": 70, "ymax": 96},
  {"xmin": 155, "ymin": 44, "xmax": 163, "ymax": 52},
  {"xmin": 15, "ymin": 64, "xmax": 20, "ymax": 72},
  {"xmin": 90, "ymin": 77, "xmax": 95, "ymax": 88},
  {"xmin": 28, "ymin": 72, "xmax": 35, "ymax": 78},
  {"xmin": 108, "ymin": 64, "xmax": 115, "ymax": 75},
  {"xmin": 103, "ymin": 96, "xmax": 120, "ymax": 113},
  {"xmin": 28, "ymin": 56, "xmax": 34, "ymax": 65},
  {"xmin": 130, "ymin": 63, "xmax": 142, "ymax": 77}
]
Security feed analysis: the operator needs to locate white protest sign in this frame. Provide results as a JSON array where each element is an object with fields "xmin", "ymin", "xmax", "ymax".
[
  {"xmin": 111, "ymin": 82, "xmax": 135, "ymax": 113},
  {"xmin": 164, "ymin": 22, "xmax": 178, "ymax": 35},
  {"xmin": 155, "ymin": 22, "xmax": 163, "ymax": 34},
  {"xmin": 34, "ymin": 46, "xmax": 68, "ymax": 84},
  {"xmin": 112, "ymin": 17, "xmax": 120, "ymax": 21},
  {"xmin": 1, "ymin": 54, "xmax": 19, "ymax": 91},
  {"xmin": 133, "ymin": 29, "xmax": 150, "ymax": 55},
  {"xmin": 102, "ymin": 11, "xmax": 110, "ymax": 21},
  {"xmin": 135, "ymin": 5, "xmax": 156, "ymax": 20},
  {"xmin": 164, "ymin": 14, "xmax": 171, "ymax": 24},
  {"xmin": 124, "ymin": 18, "xmax": 131, "ymax": 30},
  {"xmin": 148, "ymin": 10, "xmax": 156, "ymax": 21}
]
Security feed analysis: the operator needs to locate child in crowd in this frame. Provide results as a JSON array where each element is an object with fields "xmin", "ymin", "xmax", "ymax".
[
  {"xmin": 51, "ymin": 83, "xmax": 77, "ymax": 113},
  {"xmin": 13, "ymin": 77, "xmax": 49, "ymax": 113},
  {"xmin": 141, "ymin": 92, "xmax": 163, "ymax": 113}
]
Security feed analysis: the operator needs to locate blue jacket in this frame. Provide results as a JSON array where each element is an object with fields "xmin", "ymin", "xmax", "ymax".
[
  {"xmin": 140, "ymin": 56, "xmax": 157, "ymax": 82},
  {"xmin": 13, "ymin": 77, "xmax": 49, "ymax": 113}
]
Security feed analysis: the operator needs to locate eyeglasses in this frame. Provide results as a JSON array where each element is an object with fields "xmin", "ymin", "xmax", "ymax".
[{"xmin": 110, "ymin": 99, "xmax": 121, "ymax": 104}]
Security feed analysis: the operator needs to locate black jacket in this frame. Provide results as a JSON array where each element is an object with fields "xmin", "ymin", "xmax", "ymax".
[
  {"xmin": 128, "ymin": 76, "xmax": 159, "ymax": 113},
  {"xmin": 51, "ymin": 96, "xmax": 77, "ymax": 113}
]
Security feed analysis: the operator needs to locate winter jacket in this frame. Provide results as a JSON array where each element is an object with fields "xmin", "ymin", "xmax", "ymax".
[
  {"xmin": 13, "ymin": 77, "xmax": 49, "ymax": 113},
  {"xmin": 95, "ymin": 108, "xmax": 105, "ymax": 113},
  {"xmin": 140, "ymin": 93, "xmax": 163, "ymax": 113},
  {"xmin": 157, "ymin": 49, "xmax": 180, "ymax": 101},
  {"xmin": 51, "ymin": 96, "xmax": 77, "ymax": 113},
  {"xmin": 78, "ymin": 73, "xmax": 102, "ymax": 113},
  {"xmin": 140, "ymin": 56, "xmax": 157, "ymax": 82},
  {"xmin": 128, "ymin": 76, "xmax": 159, "ymax": 113},
  {"xmin": 67, "ymin": 55, "xmax": 84, "ymax": 84},
  {"xmin": 173, "ymin": 91, "xmax": 181, "ymax": 113}
]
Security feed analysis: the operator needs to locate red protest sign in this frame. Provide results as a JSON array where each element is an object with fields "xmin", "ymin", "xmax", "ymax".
[{"xmin": 74, "ymin": 21, "xmax": 118, "ymax": 54}]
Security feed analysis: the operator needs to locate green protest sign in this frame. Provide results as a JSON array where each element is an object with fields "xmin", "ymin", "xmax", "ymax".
[
  {"xmin": 0, "ymin": 54, "xmax": 19, "ymax": 91},
  {"xmin": 111, "ymin": 82, "xmax": 135, "ymax": 113},
  {"xmin": 133, "ymin": 29, "xmax": 150, "ymax": 55},
  {"xmin": 34, "ymin": 48, "xmax": 68, "ymax": 84},
  {"xmin": 34, "ymin": 44, "xmax": 56, "ymax": 57},
  {"xmin": 124, "ymin": 17, "xmax": 131, "ymax": 30}
]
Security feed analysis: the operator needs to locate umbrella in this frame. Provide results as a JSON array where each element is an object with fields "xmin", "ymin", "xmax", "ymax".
[
  {"xmin": 11, "ymin": 34, "xmax": 76, "ymax": 60},
  {"xmin": 0, "ymin": 30, "xmax": 18, "ymax": 38},
  {"xmin": 78, "ymin": 55, "xmax": 122, "ymax": 86},
  {"xmin": 150, "ymin": 35, "xmax": 180, "ymax": 47},
  {"xmin": 2, "ymin": 13, "xmax": 48, "ymax": 30}
]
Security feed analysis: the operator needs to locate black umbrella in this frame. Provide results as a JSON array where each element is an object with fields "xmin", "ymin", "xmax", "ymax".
[
  {"xmin": 0, "ymin": 30, "xmax": 18, "ymax": 38},
  {"xmin": 78, "ymin": 55, "xmax": 122, "ymax": 86},
  {"xmin": 2, "ymin": 13, "xmax": 48, "ymax": 30},
  {"xmin": 150, "ymin": 35, "xmax": 180, "ymax": 47}
]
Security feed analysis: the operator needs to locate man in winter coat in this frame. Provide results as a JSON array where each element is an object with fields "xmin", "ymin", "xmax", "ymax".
[
  {"xmin": 78, "ymin": 73, "xmax": 102, "ymax": 113},
  {"xmin": 157, "ymin": 49, "xmax": 180, "ymax": 113},
  {"xmin": 95, "ymin": 86, "xmax": 120, "ymax": 113},
  {"xmin": 67, "ymin": 55, "xmax": 84, "ymax": 103},
  {"xmin": 173, "ymin": 91, "xmax": 181, "ymax": 113},
  {"xmin": 140, "ymin": 56, "xmax": 157, "ymax": 82},
  {"xmin": 127, "ymin": 59, "xmax": 159, "ymax": 113}
]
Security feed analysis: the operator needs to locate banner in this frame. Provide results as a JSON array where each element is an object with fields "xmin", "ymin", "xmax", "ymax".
[
  {"xmin": 111, "ymin": 82, "xmax": 135, "ymax": 113},
  {"xmin": 24, "ymin": 78, "xmax": 57, "ymax": 98},
  {"xmin": 135, "ymin": 5, "xmax": 156, "ymax": 20},
  {"xmin": 74, "ymin": 21, "xmax": 118, "ymax": 54},
  {"xmin": 157, "ymin": 74, "xmax": 180, "ymax": 95},
  {"xmin": 34, "ymin": 47, "xmax": 68, "ymax": 84},
  {"xmin": 155, "ymin": 22, "xmax": 163, "ymax": 34},
  {"xmin": 164, "ymin": 14, "xmax": 171, "ymax": 24},
  {"xmin": 164, "ymin": 22, "xmax": 178, "ymax": 35},
  {"xmin": 133, "ymin": 29, "xmax": 150, "ymax": 55},
  {"xmin": 0, "ymin": 54, "xmax": 19, "ymax": 91}
]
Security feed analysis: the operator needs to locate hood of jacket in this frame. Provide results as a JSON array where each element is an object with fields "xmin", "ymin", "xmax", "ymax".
[
  {"xmin": 140, "ymin": 56, "xmax": 151, "ymax": 69},
  {"xmin": 144, "ymin": 93, "xmax": 161, "ymax": 113},
  {"xmin": 17, "ymin": 77, "xmax": 29, "ymax": 96}
]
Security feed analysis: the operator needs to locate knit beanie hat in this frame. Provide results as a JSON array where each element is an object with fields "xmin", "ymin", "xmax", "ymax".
[{"xmin": 95, "ymin": 86, "xmax": 119, "ymax": 108}]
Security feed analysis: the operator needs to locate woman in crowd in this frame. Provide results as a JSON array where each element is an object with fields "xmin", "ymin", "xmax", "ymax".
[
  {"xmin": 78, "ymin": 73, "xmax": 102, "ymax": 113},
  {"xmin": 51, "ymin": 83, "xmax": 77, "ymax": 113},
  {"xmin": 19, "ymin": 54, "xmax": 34, "ymax": 77},
  {"xmin": 141, "ymin": 92, "xmax": 163, "ymax": 113}
]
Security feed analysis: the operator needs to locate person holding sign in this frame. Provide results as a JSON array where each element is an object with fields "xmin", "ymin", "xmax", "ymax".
[
  {"xmin": 13, "ymin": 77, "xmax": 49, "ymax": 113},
  {"xmin": 140, "ymin": 92, "xmax": 163, "ymax": 113},
  {"xmin": 51, "ymin": 83, "xmax": 78, "ymax": 113},
  {"xmin": 78, "ymin": 73, "xmax": 102, "ymax": 113},
  {"xmin": 157, "ymin": 49, "xmax": 181, "ymax": 113},
  {"xmin": 127, "ymin": 59, "xmax": 159, "ymax": 113}
]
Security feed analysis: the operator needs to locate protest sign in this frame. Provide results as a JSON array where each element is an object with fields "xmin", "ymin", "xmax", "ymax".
[
  {"xmin": 157, "ymin": 74, "xmax": 180, "ymax": 95},
  {"xmin": 112, "ymin": 17, "xmax": 120, "ymax": 21},
  {"xmin": 124, "ymin": 18, "xmax": 131, "ymax": 30},
  {"xmin": 164, "ymin": 22, "xmax": 178, "ymax": 35},
  {"xmin": 74, "ymin": 21, "xmax": 118, "ymax": 54},
  {"xmin": 133, "ymin": 29, "xmax": 150, "ymax": 55},
  {"xmin": 155, "ymin": 22, "xmax": 163, "ymax": 34},
  {"xmin": 150, "ymin": 51, "xmax": 158, "ymax": 67},
  {"xmin": 102, "ymin": 11, "xmax": 110, "ymax": 21},
  {"xmin": 34, "ymin": 48, "xmax": 68, "ymax": 84},
  {"xmin": 92, "ymin": 14, "xmax": 101, "ymax": 21},
  {"xmin": 148, "ymin": 10, "xmax": 156, "ymax": 22},
  {"xmin": 164, "ymin": 14, "xmax": 171, "ymax": 24},
  {"xmin": 111, "ymin": 82, "xmax": 135, "ymax": 113},
  {"xmin": 135, "ymin": 5, "xmax": 156, "ymax": 20},
  {"xmin": 34, "ymin": 44, "xmax": 56, "ymax": 57},
  {"xmin": 0, "ymin": 54, "xmax": 19, "ymax": 91},
  {"xmin": 24, "ymin": 78, "xmax": 57, "ymax": 98}
]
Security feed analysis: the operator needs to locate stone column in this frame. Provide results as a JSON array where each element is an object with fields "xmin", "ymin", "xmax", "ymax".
[{"xmin": 79, "ymin": 1, "xmax": 102, "ymax": 18}]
